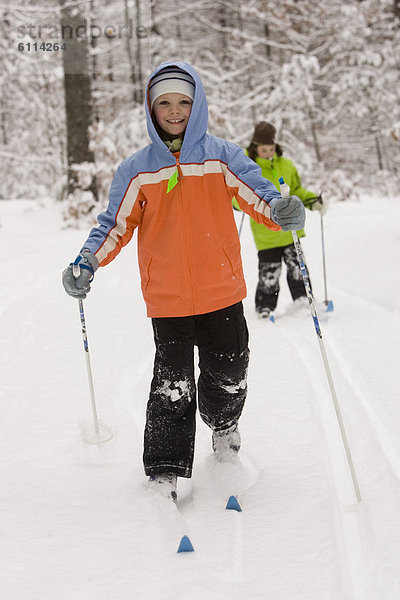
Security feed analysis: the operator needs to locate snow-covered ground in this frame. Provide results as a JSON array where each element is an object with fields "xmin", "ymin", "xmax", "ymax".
[{"xmin": 1, "ymin": 194, "xmax": 400, "ymax": 600}]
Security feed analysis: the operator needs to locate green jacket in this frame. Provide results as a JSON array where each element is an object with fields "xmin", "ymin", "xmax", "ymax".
[{"xmin": 234, "ymin": 153, "xmax": 316, "ymax": 251}]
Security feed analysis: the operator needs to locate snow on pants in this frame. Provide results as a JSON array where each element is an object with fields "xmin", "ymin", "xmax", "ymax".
[
  {"xmin": 143, "ymin": 302, "xmax": 249, "ymax": 478},
  {"xmin": 255, "ymin": 243, "xmax": 311, "ymax": 313}
]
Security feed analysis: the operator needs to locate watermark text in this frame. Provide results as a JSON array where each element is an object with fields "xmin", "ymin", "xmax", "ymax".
[{"xmin": 16, "ymin": 19, "xmax": 148, "ymax": 41}]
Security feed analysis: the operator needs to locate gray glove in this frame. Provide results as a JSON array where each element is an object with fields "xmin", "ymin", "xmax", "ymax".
[
  {"xmin": 62, "ymin": 252, "xmax": 99, "ymax": 299},
  {"xmin": 269, "ymin": 195, "xmax": 306, "ymax": 231},
  {"xmin": 310, "ymin": 194, "xmax": 328, "ymax": 216}
]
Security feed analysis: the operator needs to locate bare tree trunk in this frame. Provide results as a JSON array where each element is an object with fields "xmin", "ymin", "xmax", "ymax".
[
  {"xmin": 264, "ymin": 23, "xmax": 271, "ymax": 59},
  {"xmin": 135, "ymin": 0, "xmax": 144, "ymax": 104},
  {"xmin": 90, "ymin": 0, "xmax": 99, "ymax": 122},
  {"xmin": 61, "ymin": 2, "xmax": 97, "ymax": 200},
  {"xmin": 374, "ymin": 134, "xmax": 384, "ymax": 170},
  {"xmin": 368, "ymin": 100, "xmax": 385, "ymax": 170},
  {"xmin": 218, "ymin": 4, "xmax": 230, "ymax": 70},
  {"xmin": 149, "ymin": 0, "xmax": 161, "ymax": 67},
  {"xmin": 124, "ymin": 0, "xmax": 138, "ymax": 105},
  {"xmin": 237, "ymin": 3, "xmax": 257, "ymax": 122},
  {"xmin": 308, "ymin": 109, "xmax": 322, "ymax": 163},
  {"xmin": 394, "ymin": 0, "xmax": 400, "ymax": 164},
  {"xmin": 1, "ymin": 98, "xmax": 7, "ymax": 145},
  {"xmin": 0, "ymin": 11, "xmax": 10, "ymax": 145}
]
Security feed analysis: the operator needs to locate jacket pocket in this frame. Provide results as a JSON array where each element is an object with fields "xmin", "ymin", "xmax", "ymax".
[
  {"xmin": 140, "ymin": 249, "xmax": 153, "ymax": 293},
  {"xmin": 222, "ymin": 242, "xmax": 243, "ymax": 281}
]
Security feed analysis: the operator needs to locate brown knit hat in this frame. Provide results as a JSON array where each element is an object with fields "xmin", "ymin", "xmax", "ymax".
[{"xmin": 251, "ymin": 121, "xmax": 276, "ymax": 145}]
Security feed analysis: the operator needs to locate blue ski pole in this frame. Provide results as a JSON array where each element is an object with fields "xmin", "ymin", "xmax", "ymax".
[{"xmin": 278, "ymin": 177, "xmax": 361, "ymax": 503}]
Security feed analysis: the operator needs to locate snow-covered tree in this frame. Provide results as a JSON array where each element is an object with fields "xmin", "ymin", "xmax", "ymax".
[{"xmin": 1, "ymin": 0, "xmax": 399, "ymax": 208}]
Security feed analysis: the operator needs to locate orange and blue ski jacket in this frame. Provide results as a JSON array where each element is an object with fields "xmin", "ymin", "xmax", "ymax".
[{"xmin": 82, "ymin": 62, "xmax": 282, "ymax": 318}]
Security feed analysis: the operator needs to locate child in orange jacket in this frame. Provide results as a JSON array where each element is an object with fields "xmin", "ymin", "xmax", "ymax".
[{"xmin": 62, "ymin": 62, "xmax": 305, "ymax": 501}]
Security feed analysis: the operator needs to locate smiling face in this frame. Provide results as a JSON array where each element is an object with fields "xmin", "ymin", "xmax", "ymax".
[
  {"xmin": 256, "ymin": 144, "xmax": 276, "ymax": 159},
  {"xmin": 152, "ymin": 93, "xmax": 193, "ymax": 137}
]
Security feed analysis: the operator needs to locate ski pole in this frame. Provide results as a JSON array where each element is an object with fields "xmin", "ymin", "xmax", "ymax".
[
  {"xmin": 278, "ymin": 177, "xmax": 361, "ymax": 503},
  {"xmin": 320, "ymin": 213, "xmax": 334, "ymax": 311},
  {"xmin": 73, "ymin": 263, "xmax": 113, "ymax": 444}
]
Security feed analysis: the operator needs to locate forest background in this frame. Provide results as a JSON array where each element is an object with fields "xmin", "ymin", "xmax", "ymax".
[{"xmin": 1, "ymin": 0, "xmax": 399, "ymax": 224}]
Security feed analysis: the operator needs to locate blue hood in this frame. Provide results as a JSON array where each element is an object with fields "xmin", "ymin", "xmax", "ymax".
[{"xmin": 145, "ymin": 61, "xmax": 208, "ymax": 154}]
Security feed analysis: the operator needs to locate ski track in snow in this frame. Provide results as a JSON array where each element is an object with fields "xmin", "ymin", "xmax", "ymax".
[
  {"xmin": 274, "ymin": 308, "xmax": 400, "ymax": 600},
  {"xmin": 1, "ymin": 197, "xmax": 400, "ymax": 600}
]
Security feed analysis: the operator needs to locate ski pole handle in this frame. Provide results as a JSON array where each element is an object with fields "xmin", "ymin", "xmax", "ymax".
[{"xmin": 278, "ymin": 178, "xmax": 290, "ymax": 199}]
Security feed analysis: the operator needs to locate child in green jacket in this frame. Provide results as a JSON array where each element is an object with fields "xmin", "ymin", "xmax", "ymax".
[{"xmin": 239, "ymin": 121, "xmax": 326, "ymax": 319}]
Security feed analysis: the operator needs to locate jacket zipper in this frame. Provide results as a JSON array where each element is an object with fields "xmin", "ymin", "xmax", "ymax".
[{"xmin": 175, "ymin": 155, "xmax": 197, "ymax": 314}]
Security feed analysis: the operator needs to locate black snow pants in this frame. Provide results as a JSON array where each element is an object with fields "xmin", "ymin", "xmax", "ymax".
[
  {"xmin": 255, "ymin": 243, "xmax": 311, "ymax": 314},
  {"xmin": 143, "ymin": 302, "xmax": 249, "ymax": 478}
]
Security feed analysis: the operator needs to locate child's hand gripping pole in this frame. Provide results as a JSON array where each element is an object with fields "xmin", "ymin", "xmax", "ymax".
[
  {"xmin": 72, "ymin": 263, "xmax": 113, "ymax": 445},
  {"xmin": 278, "ymin": 177, "xmax": 361, "ymax": 503}
]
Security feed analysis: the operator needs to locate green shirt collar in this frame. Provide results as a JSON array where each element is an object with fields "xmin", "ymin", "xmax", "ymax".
[{"xmin": 163, "ymin": 138, "xmax": 183, "ymax": 152}]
